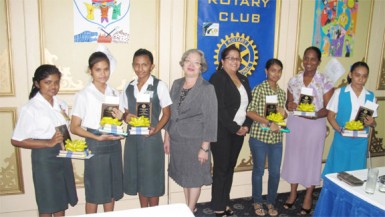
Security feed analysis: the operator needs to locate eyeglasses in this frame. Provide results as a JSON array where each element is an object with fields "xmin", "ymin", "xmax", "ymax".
[
  {"xmin": 184, "ymin": 60, "xmax": 201, "ymax": 66},
  {"xmin": 225, "ymin": 57, "xmax": 241, "ymax": 62}
]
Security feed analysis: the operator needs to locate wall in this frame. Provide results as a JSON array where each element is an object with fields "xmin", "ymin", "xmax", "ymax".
[{"xmin": 0, "ymin": 0, "xmax": 384, "ymax": 216}]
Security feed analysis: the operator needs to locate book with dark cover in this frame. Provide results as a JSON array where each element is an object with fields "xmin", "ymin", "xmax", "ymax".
[
  {"xmin": 354, "ymin": 106, "xmax": 374, "ymax": 124},
  {"xmin": 55, "ymin": 125, "xmax": 71, "ymax": 150}
]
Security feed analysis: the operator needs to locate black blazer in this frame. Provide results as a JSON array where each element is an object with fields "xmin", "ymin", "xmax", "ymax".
[{"xmin": 209, "ymin": 69, "xmax": 252, "ymax": 134}]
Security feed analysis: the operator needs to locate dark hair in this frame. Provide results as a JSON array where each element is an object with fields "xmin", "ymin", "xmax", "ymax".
[
  {"xmin": 216, "ymin": 44, "xmax": 241, "ymax": 71},
  {"xmin": 265, "ymin": 58, "xmax": 283, "ymax": 70},
  {"xmin": 347, "ymin": 61, "xmax": 369, "ymax": 84},
  {"xmin": 133, "ymin": 48, "xmax": 154, "ymax": 64},
  {"xmin": 88, "ymin": 51, "xmax": 110, "ymax": 69},
  {"xmin": 304, "ymin": 46, "xmax": 322, "ymax": 61},
  {"xmin": 29, "ymin": 64, "xmax": 61, "ymax": 99}
]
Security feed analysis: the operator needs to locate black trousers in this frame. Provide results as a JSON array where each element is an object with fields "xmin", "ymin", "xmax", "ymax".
[{"xmin": 211, "ymin": 129, "xmax": 244, "ymax": 211}]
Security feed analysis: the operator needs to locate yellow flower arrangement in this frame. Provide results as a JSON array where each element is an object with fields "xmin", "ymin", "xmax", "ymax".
[
  {"xmin": 345, "ymin": 120, "xmax": 364, "ymax": 131},
  {"xmin": 297, "ymin": 103, "xmax": 315, "ymax": 112},
  {"xmin": 128, "ymin": 116, "xmax": 151, "ymax": 127}
]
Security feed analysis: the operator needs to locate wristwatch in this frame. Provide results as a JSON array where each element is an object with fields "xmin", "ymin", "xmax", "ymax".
[{"xmin": 267, "ymin": 120, "xmax": 273, "ymax": 127}]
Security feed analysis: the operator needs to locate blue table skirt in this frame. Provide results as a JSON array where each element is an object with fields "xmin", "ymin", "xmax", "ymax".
[{"xmin": 314, "ymin": 177, "xmax": 385, "ymax": 217}]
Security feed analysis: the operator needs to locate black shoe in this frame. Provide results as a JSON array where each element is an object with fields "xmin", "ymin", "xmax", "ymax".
[
  {"xmin": 225, "ymin": 208, "xmax": 234, "ymax": 216},
  {"xmin": 283, "ymin": 195, "xmax": 298, "ymax": 209},
  {"xmin": 300, "ymin": 207, "xmax": 312, "ymax": 215}
]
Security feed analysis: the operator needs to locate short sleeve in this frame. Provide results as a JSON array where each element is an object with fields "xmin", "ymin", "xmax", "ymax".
[
  {"xmin": 157, "ymin": 81, "xmax": 172, "ymax": 108},
  {"xmin": 326, "ymin": 88, "xmax": 341, "ymax": 113},
  {"xmin": 71, "ymin": 92, "xmax": 86, "ymax": 119},
  {"xmin": 12, "ymin": 106, "xmax": 35, "ymax": 141}
]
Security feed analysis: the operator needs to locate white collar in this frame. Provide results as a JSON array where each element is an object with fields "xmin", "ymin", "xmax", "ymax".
[
  {"xmin": 344, "ymin": 84, "xmax": 370, "ymax": 95},
  {"xmin": 130, "ymin": 76, "xmax": 154, "ymax": 86}
]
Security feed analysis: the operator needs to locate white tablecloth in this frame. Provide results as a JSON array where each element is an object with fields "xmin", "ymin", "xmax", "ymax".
[
  {"xmin": 326, "ymin": 167, "xmax": 385, "ymax": 210},
  {"xmin": 70, "ymin": 203, "xmax": 194, "ymax": 217}
]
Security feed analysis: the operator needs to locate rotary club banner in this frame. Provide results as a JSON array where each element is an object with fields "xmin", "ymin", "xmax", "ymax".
[
  {"xmin": 312, "ymin": 0, "xmax": 358, "ymax": 57},
  {"xmin": 198, "ymin": 0, "xmax": 278, "ymax": 88},
  {"xmin": 73, "ymin": 0, "xmax": 130, "ymax": 43}
]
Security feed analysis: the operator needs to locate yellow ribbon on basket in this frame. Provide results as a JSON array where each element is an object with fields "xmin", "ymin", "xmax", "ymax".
[
  {"xmin": 345, "ymin": 120, "xmax": 364, "ymax": 131},
  {"xmin": 65, "ymin": 139, "xmax": 87, "ymax": 152},
  {"xmin": 100, "ymin": 117, "xmax": 122, "ymax": 126},
  {"xmin": 297, "ymin": 103, "xmax": 315, "ymax": 112},
  {"xmin": 128, "ymin": 116, "xmax": 150, "ymax": 127}
]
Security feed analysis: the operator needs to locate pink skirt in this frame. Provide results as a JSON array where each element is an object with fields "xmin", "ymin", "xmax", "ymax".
[{"xmin": 281, "ymin": 115, "xmax": 327, "ymax": 187}]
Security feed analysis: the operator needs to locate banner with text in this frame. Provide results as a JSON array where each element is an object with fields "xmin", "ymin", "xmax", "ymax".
[{"xmin": 198, "ymin": 0, "xmax": 277, "ymax": 88}]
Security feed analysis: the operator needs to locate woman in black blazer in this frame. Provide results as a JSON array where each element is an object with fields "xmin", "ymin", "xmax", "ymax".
[{"xmin": 209, "ymin": 45, "xmax": 252, "ymax": 216}]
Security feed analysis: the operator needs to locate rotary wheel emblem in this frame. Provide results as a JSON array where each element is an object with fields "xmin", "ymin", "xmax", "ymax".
[{"xmin": 214, "ymin": 32, "xmax": 258, "ymax": 76}]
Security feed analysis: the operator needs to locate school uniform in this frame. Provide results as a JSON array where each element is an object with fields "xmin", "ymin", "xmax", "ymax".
[
  {"xmin": 72, "ymin": 82, "xmax": 123, "ymax": 204},
  {"xmin": 12, "ymin": 92, "xmax": 77, "ymax": 213}
]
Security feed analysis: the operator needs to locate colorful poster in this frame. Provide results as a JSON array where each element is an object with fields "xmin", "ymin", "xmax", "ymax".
[
  {"xmin": 198, "ymin": 0, "xmax": 277, "ymax": 88},
  {"xmin": 73, "ymin": 0, "xmax": 130, "ymax": 43},
  {"xmin": 312, "ymin": 0, "xmax": 358, "ymax": 57}
]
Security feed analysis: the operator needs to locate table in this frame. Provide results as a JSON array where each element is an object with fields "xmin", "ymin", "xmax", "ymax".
[
  {"xmin": 70, "ymin": 203, "xmax": 194, "ymax": 217},
  {"xmin": 314, "ymin": 167, "xmax": 385, "ymax": 217}
]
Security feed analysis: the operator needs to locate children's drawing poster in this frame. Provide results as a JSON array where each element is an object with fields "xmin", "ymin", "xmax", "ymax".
[
  {"xmin": 312, "ymin": 0, "xmax": 358, "ymax": 57},
  {"xmin": 73, "ymin": 0, "xmax": 130, "ymax": 43}
]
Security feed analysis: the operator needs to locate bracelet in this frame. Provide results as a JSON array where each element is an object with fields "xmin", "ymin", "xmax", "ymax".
[
  {"xmin": 200, "ymin": 147, "xmax": 210, "ymax": 152},
  {"xmin": 339, "ymin": 127, "xmax": 344, "ymax": 134},
  {"xmin": 267, "ymin": 120, "xmax": 273, "ymax": 127}
]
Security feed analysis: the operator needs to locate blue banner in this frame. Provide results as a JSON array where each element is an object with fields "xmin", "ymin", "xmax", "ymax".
[{"xmin": 198, "ymin": 0, "xmax": 277, "ymax": 88}]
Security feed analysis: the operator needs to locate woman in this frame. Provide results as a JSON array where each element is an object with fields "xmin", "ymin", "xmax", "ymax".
[
  {"xmin": 246, "ymin": 59, "xmax": 286, "ymax": 216},
  {"xmin": 281, "ymin": 46, "xmax": 334, "ymax": 215},
  {"xmin": 70, "ymin": 52, "xmax": 123, "ymax": 213},
  {"xmin": 11, "ymin": 65, "xmax": 78, "ymax": 217},
  {"xmin": 164, "ymin": 49, "xmax": 218, "ymax": 213},
  {"xmin": 118, "ymin": 48, "xmax": 171, "ymax": 207},
  {"xmin": 322, "ymin": 62, "xmax": 377, "ymax": 175},
  {"xmin": 209, "ymin": 44, "xmax": 252, "ymax": 216}
]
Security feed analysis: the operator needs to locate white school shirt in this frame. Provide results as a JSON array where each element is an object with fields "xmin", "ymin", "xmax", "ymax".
[
  {"xmin": 327, "ymin": 84, "xmax": 378, "ymax": 121},
  {"xmin": 72, "ymin": 82, "xmax": 120, "ymax": 130},
  {"xmin": 233, "ymin": 85, "xmax": 249, "ymax": 126},
  {"xmin": 12, "ymin": 92, "xmax": 68, "ymax": 141},
  {"xmin": 120, "ymin": 76, "xmax": 172, "ymax": 110}
]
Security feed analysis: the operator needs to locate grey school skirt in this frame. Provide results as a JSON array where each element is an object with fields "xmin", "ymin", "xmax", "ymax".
[
  {"xmin": 31, "ymin": 144, "xmax": 78, "ymax": 213},
  {"xmin": 84, "ymin": 129, "xmax": 123, "ymax": 204}
]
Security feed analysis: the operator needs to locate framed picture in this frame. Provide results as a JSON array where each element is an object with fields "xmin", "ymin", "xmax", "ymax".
[
  {"xmin": 377, "ymin": 31, "xmax": 385, "ymax": 90},
  {"xmin": 294, "ymin": 0, "xmax": 374, "ymax": 77},
  {"xmin": 0, "ymin": 0, "xmax": 14, "ymax": 96},
  {"xmin": 0, "ymin": 108, "xmax": 24, "ymax": 195},
  {"xmin": 369, "ymin": 97, "xmax": 385, "ymax": 157},
  {"xmin": 38, "ymin": 0, "xmax": 160, "ymax": 93}
]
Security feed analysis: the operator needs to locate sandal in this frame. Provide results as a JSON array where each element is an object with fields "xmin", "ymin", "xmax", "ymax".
[
  {"xmin": 225, "ymin": 207, "xmax": 234, "ymax": 216},
  {"xmin": 300, "ymin": 207, "xmax": 312, "ymax": 215},
  {"xmin": 253, "ymin": 203, "xmax": 266, "ymax": 216},
  {"xmin": 266, "ymin": 204, "xmax": 278, "ymax": 217},
  {"xmin": 283, "ymin": 195, "xmax": 298, "ymax": 209}
]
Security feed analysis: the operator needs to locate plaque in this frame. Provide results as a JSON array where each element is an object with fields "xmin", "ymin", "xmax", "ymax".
[
  {"xmin": 136, "ymin": 102, "xmax": 152, "ymax": 121},
  {"xmin": 299, "ymin": 94, "xmax": 314, "ymax": 105},
  {"xmin": 265, "ymin": 103, "xmax": 278, "ymax": 117},
  {"xmin": 354, "ymin": 106, "xmax": 374, "ymax": 124},
  {"xmin": 101, "ymin": 103, "xmax": 119, "ymax": 119}
]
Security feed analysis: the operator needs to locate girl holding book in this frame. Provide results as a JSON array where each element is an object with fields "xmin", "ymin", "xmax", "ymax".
[
  {"xmin": 11, "ymin": 64, "xmax": 78, "ymax": 216},
  {"xmin": 322, "ymin": 61, "xmax": 377, "ymax": 176},
  {"xmin": 246, "ymin": 59, "xmax": 286, "ymax": 216},
  {"xmin": 70, "ymin": 51, "xmax": 123, "ymax": 213}
]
